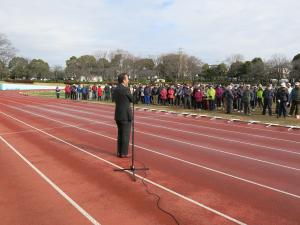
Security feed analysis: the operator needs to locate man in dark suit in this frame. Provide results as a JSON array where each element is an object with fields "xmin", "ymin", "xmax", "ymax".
[{"xmin": 114, "ymin": 73, "xmax": 133, "ymax": 158}]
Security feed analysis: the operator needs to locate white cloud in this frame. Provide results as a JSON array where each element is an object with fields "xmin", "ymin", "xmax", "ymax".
[{"xmin": 0, "ymin": 0, "xmax": 299, "ymax": 66}]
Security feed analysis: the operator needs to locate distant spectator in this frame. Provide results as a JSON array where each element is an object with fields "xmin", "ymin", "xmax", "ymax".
[
  {"xmin": 194, "ymin": 88, "xmax": 203, "ymax": 110},
  {"xmin": 160, "ymin": 87, "xmax": 167, "ymax": 105},
  {"xmin": 77, "ymin": 84, "xmax": 82, "ymax": 99},
  {"xmin": 151, "ymin": 84, "xmax": 159, "ymax": 105},
  {"xmin": 215, "ymin": 85, "xmax": 223, "ymax": 109},
  {"xmin": 144, "ymin": 85, "xmax": 151, "ymax": 105},
  {"xmin": 223, "ymin": 85, "xmax": 234, "ymax": 114},
  {"xmin": 289, "ymin": 82, "xmax": 300, "ymax": 119},
  {"xmin": 287, "ymin": 83, "xmax": 293, "ymax": 107},
  {"xmin": 237, "ymin": 85, "xmax": 244, "ymax": 112},
  {"xmin": 97, "ymin": 85, "xmax": 103, "ymax": 101},
  {"xmin": 168, "ymin": 86, "xmax": 175, "ymax": 106},
  {"xmin": 276, "ymin": 82, "xmax": 289, "ymax": 118},
  {"xmin": 64, "ymin": 84, "xmax": 71, "ymax": 99},
  {"xmin": 111, "ymin": 84, "xmax": 117, "ymax": 102},
  {"xmin": 92, "ymin": 84, "xmax": 97, "ymax": 100},
  {"xmin": 71, "ymin": 84, "xmax": 77, "ymax": 100},
  {"xmin": 242, "ymin": 85, "xmax": 252, "ymax": 115},
  {"xmin": 207, "ymin": 85, "xmax": 216, "ymax": 111},
  {"xmin": 55, "ymin": 86, "xmax": 60, "ymax": 99},
  {"xmin": 256, "ymin": 85, "xmax": 264, "ymax": 109},
  {"xmin": 262, "ymin": 84, "xmax": 274, "ymax": 116},
  {"xmin": 104, "ymin": 84, "xmax": 111, "ymax": 101}
]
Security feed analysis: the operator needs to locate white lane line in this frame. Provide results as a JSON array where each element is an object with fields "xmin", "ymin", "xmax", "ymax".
[
  {"xmin": 0, "ymin": 124, "xmax": 83, "ymax": 136},
  {"xmin": 40, "ymin": 104, "xmax": 300, "ymax": 156},
  {"xmin": 0, "ymin": 112, "xmax": 247, "ymax": 225},
  {"xmin": 22, "ymin": 105, "xmax": 300, "ymax": 163},
  {"xmin": 43, "ymin": 98, "xmax": 300, "ymax": 137},
  {"xmin": 43, "ymin": 102, "xmax": 300, "ymax": 144},
  {"xmin": 0, "ymin": 135, "xmax": 100, "ymax": 225},
  {"xmin": 1, "ymin": 109, "xmax": 300, "ymax": 200},
  {"xmin": 4, "ymin": 95, "xmax": 299, "ymax": 139}
]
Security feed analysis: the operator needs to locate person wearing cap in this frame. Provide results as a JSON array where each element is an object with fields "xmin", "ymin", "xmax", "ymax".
[
  {"xmin": 262, "ymin": 84, "xmax": 274, "ymax": 116},
  {"xmin": 289, "ymin": 82, "xmax": 300, "ymax": 118},
  {"xmin": 276, "ymin": 82, "xmax": 289, "ymax": 118}
]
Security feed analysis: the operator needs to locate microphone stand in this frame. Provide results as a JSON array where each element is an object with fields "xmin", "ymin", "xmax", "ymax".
[{"xmin": 114, "ymin": 88, "xmax": 149, "ymax": 181}]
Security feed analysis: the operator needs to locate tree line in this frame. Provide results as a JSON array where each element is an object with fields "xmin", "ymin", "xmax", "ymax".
[{"xmin": 1, "ymin": 33, "xmax": 300, "ymax": 84}]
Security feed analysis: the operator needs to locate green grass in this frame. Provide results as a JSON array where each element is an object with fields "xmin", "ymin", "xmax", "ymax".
[
  {"xmin": 27, "ymin": 90, "xmax": 300, "ymax": 126},
  {"xmin": 33, "ymin": 82, "xmax": 65, "ymax": 86},
  {"xmin": 29, "ymin": 90, "xmax": 64, "ymax": 97}
]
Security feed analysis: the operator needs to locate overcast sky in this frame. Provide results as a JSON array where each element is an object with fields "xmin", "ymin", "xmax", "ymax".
[{"xmin": 1, "ymin": 0, "xmax": 299, "ymax": 67}]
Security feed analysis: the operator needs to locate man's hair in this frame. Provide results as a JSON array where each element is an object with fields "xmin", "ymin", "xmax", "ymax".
[{"xmin": 118, "ymin": 73, "xmax": 128, "ymax": 84}]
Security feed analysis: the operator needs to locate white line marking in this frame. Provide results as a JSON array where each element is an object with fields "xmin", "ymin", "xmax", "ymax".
[
  {"xmin": 29, "ymin": 104, "xmax": 300, "ymax": 158},
  {"xmin": 9, "ymin": 94, "xmax": 298, "ymax": 138},
  {"xmin": 43, "ymin": 101, "xmax": 300, "ymax": 143},
  {"xmin": 1, "ymin": 109, "xmax": 300, "ymax": 200},
  {"xmin": 0, "ymin": 111, "xmax": 247, "ymax": 225},
  {"xmin": 0, "ymin": 135, "xmax": 100, "ymax": 225}
]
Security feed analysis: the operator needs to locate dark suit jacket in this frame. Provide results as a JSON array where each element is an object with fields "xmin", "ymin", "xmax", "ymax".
[{"xmin": 114, "ymin": 84, "xmax": 133, "ymax": 121}]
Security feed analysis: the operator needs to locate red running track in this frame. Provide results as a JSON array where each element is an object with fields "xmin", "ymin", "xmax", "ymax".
[{"xmin": 0, "ymin": 91, "xmax": 299, "ymax": 225}]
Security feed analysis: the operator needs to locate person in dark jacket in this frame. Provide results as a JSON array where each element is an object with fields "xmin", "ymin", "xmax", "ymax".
[
  {"xmin": 55, "ymin": 86, "xmax": 61, "ymax": 99},
  {"xmin": 237, "ymin": 85, "xmax": 244, "ymax": 112},
  {"xmin": 289, "ymin": 82, "xmax": 300, "ymax": 118},
  {"xmin": 111, "ymin": 84, "xmax": 117, "ymax": 102},
  {"xmin": 104, "ymin": 84, "xmax": 111, "ymax": 101},
  {"xmin": 151, "ymin": 84, "xmax": 159, "ymax": 105},
  {"xmin": 144, "ymin": 85, "xmax": 151, "ymax": 105},
  {"xmin": 262, "ymin": 84, "xmax": 274, "ymax": 116},
  {"xmin": 114, "ymin": 73, "xmax": 133, "ymax": 158},
  {"xmin": 223, "ymin": 85, "xmax": 234, "ymax": 114},
  {"xmin": 242, "ymin": 85, "xmax": 252, "ymax": 115},
  {"xmin": 276, "ymin": 83, "xmax": 289, "ymax": 118}
]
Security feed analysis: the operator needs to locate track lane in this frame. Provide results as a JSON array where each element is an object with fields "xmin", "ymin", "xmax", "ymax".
[
  {"xmin": 0, "ymin": 131, "xmax": 99, "ymax": 225},
  {"xmin": 0, "ymin": 99, "xmax": 300, "ymax": 224}
]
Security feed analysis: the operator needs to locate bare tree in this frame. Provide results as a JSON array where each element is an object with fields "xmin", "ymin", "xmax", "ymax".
[
  {"xmin": 225, "ymin": 54, "xmax": 244, "ymax": 66},
  {"xmin": 0, "ymin": 33, "xmax": 16, "ymax": 64},
  {"xmin": 94, "ymin": 50, "xmax": 110, "ymax": 61},
  {"xmin": 267, "ymin": 54, "xmax": 291, "ymax": 81}
]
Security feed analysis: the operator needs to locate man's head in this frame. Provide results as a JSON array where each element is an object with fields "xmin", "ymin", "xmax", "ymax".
[{"xmin": 118, "ymin": 73, "xmax": 129, "ymax": 86}]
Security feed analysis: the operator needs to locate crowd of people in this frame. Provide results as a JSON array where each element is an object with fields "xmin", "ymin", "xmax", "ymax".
[{"xmin": 56, "ymin": 81, "xmax": 300, "ymax": 119}]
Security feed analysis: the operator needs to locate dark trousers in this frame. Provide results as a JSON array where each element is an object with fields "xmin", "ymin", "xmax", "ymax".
[
  {"xmin": 243, "ymin": 101, "xmax": 251, "ymax": 115},
  {"xmin": 278, "ymin": 101, "xmax": 287, "ymax": 118},
  {"xmin": 226, "ymin": 99, "xmax": 233, "ymax": 114},
  {"xmin": 289, "ymin": 101, "xmax": 299, "ymax": 116},
  {"xmin": 263, "ymin": 100, "xmax": 272, "ymax": 116},
  {"xmin": 208, "ymin": 99, "xmax": 215, "ymax": 111},
  {"xmin": 216, "ymin": 97, "xmax": 222, "ymax": 108},
  {"xmin": 116, "ymin": 121, "xmax": 131, "ymax": 156},
  {"xmin": 237, "ymin": 98, "xmax": 243, "ymax": 111}
]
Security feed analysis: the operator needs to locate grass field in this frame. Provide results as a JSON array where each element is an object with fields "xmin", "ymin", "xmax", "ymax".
[{"xmin": 27, "ymin": 90, "xmax": 300, "ymax": 126}]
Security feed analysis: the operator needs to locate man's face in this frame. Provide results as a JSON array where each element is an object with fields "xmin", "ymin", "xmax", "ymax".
[{"xmin": 123, "ymin": 75, "xmax": 129, "ymax": 86}]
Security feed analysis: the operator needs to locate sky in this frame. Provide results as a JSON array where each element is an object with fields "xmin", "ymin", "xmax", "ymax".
[{"xmin": 1, "ymin": 0, "xmax": 300, "ymax": 67}]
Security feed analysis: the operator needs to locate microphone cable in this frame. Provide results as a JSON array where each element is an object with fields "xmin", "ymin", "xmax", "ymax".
[{"xmin": 137, "ymin": 160, "xmax": 180, "ymax": 225}]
